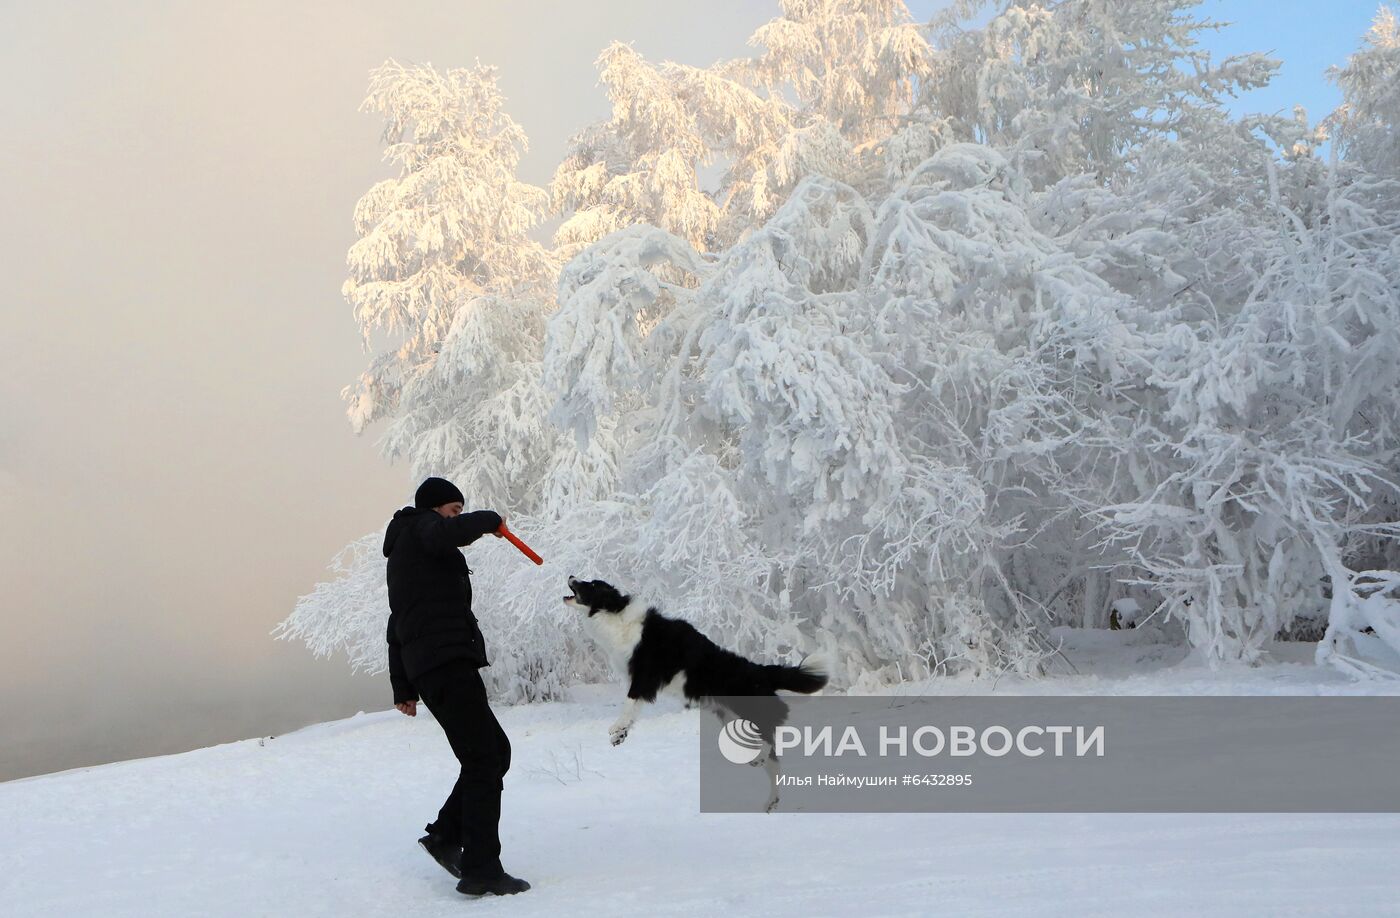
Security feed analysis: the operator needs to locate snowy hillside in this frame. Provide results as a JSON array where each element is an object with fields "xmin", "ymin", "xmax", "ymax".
[{"xmin": 6, "ymin": 632, "xmax": 1400, "ymax": 918}]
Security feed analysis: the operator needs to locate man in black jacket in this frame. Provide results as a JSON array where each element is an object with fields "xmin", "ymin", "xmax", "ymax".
[{"xmin": 385, "ymin": 476, "xmax": 530, "ymax": 897}]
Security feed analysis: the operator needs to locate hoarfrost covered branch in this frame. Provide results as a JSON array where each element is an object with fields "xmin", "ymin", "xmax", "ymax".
[{"xmin": 281, "ymin": 1, "xmax": 1400, "ymax": 699}]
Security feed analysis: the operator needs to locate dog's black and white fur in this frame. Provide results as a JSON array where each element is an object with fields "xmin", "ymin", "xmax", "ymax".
[{"xmin": 564, "ymin": 576, "xmax": 827, "ymax": 811}]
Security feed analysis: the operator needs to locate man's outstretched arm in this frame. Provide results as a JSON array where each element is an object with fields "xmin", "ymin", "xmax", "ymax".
[{"xmin": 426, "ymin": 510, "xmax": 503, "ymax": 551}]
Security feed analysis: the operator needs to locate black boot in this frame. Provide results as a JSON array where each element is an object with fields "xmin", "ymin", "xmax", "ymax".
[
  {"xmin": 417, "ymin": 832, "xmax": 462, "ymax": 879},
  {"xmin": 456, "ymin": 863, "xmax": 530, "ymax": 897}
]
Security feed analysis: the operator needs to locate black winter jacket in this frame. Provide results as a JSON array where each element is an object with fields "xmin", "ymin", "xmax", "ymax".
[{"xmin": 383, "ymin": 506, "xmax": 503, "ymax": 704}]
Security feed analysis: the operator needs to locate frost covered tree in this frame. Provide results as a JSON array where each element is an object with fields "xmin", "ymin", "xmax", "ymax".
[
  {"xmin": 286, "ymin": 0, "xmax": 1400, "ymax": 699},
  {"xmin": 550, "ymin": 42, "xmax": 721, "ymax": 257},
  {"xmin": 552, "ymin": 0, "xmax": 937, "ymax": 254},
  {"xmin": 1298, "ymin": 6, "xmax": 1400, "ymax": 673},
  {"xmin": 1055, "ymin": 6, "xmax": 1400, "ymax": 668},
  {"xmin": 927, "ymin": 0, "xmax": 1278, "ymax": 186},
  {"xmin": 281, "ymin": 61, "xmax": 567, "ymax": 699},
  {"xmin": 724, "ymin": 0, "xmax": 934, "ymax": 225},
  {"xmin": 1328, "ymin": 5, "xmax": 1400, "ymax": 176},
  {"xmin": 342, "ymin": 60, "xmax": 557, "ymax": 507}
]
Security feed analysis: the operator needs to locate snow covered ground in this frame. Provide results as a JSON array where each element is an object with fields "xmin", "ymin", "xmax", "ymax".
[{"xmin": 5, "ymin": 631, "xmax": 1400, "ymax": 917}]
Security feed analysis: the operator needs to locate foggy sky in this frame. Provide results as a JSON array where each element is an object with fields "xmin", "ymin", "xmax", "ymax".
[
  {"xmin": 0, "ymin": 0, "xmax": 1370, "ymax": 781},
  {"xmin": 0, "ymin": 0, "xmax": 767, "ymax": 781}
]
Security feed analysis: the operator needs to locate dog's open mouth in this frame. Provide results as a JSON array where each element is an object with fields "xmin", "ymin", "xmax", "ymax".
[{"xmin": 564, "ymin": 577, "xmax": 579, "ymax": 604}]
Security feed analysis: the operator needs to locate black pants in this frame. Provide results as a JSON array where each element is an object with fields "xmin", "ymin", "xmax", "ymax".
[{"xmin": 415, "ymin": 660, "xmax": 511, "ymax": 874}]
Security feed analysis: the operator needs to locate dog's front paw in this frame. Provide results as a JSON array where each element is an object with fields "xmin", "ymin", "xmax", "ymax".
[{"xmin": 608, "ymin": 725, "xmax": 629, "ymax": 746}]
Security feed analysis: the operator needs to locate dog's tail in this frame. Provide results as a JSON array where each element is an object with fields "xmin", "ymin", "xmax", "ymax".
[{"xmin": 766, "ymin": 652, "xmax": 829, "ymax": 694}]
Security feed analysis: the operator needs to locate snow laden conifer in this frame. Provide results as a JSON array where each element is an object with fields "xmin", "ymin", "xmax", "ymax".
[
  {"xmin": 280, "ymin": 62, "xmax": 566, "ymax": 698},
  {"xmin": 1328, "ymin": 5, "xmax": 1400, "ymax": 176},
  {"xmin": 726, "ymin": 0, "xmax": 933, "ymax": 224},
  {"xmin": 928, "ymin": 0, "xmax": 1278, "ymax": 187},
  {"xmin": 342, "ymin": 61, "xmax": 557, "ymax": 506},
  {"xmin": 551, "ymin": 0, "xmax": 937, "ymax": 254},
  {"xmin": 550, "ymin": 43, "xmax": 721, "ymax": 259}
]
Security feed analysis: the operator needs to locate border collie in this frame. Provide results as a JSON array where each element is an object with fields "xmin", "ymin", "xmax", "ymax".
[{"xmin": 564, "ymin": 576, "xmax": 827, "ymax": 811}]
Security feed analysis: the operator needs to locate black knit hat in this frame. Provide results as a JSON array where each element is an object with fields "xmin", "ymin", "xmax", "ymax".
[{"xmin": 414, "ymin": 477, "xmax": 465, "ymax": 510}]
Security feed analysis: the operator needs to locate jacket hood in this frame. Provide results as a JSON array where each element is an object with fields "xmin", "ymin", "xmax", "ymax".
[{"xmin": 384, "ymin": 506, "xmax": 432, "ymax": 557}]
